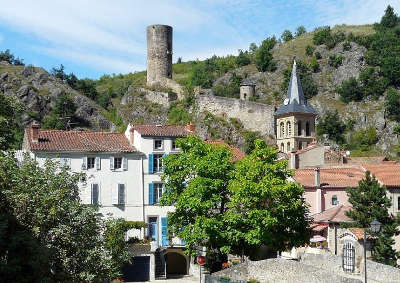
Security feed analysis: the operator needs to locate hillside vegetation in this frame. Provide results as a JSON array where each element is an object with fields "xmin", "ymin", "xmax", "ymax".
[{"xmin": 1, "ymin": 5, "xmax": 400, "ymax": 157}]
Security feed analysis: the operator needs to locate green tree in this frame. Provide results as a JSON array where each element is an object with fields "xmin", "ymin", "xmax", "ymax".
[
  {"xmin": 42, "ymin": 93, "xmax": 77, "ymax": 130},
  {"xmin": 0, "ymin": 93, "xmax": 23, "ymax": 150},
  {"xmin": 249, "ymin": 43, "xmax": 258, "ymax": 53},
  {"xmin": 0, "ymin": 153, "xmax": 139, "ymax": 281},
  {"xmin": 316, "ymin": 110, "xmax": 346, "ymax": 144},
  {"xmin": 305, "ymin": 45, "xmax": 315, "ymax": 56},
  {"xmin": 281, "ymin": 30, "xmax": 293, "ymax": 42},
  {"xmin": 337, "ymin": 77, "xmax": 363, "ymax": 102},
  {"xmin": 313, "ymin": 26, "xmax": 332, "ymax": 45},
  {"xmin": 0, "ymin": 49, "xmax": 24, "ymax": 65},
  {"xmin": 224, "ymin": 140, "xmax": 311, "ymax": 257},
  {"xmin": 236, "ymin": 49, "xmax": 251, "ymax": 67},
  {"xmin": 254, "ymin": 37, "xmax": 277, "ymax": 72},
  {"xmin": 380, "ymin": 5, "xmax": 398, "ymax": 28},
  {"xmin": 160, "ymin": 136, "xmax": 234, "ymax": 265},
  {"xmin": 243, "ymin": 130, "xmax": 263, "ymax": 154},
  {"xmin": 295, "ymin": 26, "xmax": 307, "ymax": 37},
  {"xmin": 346, "ymin": 172, "xmax": 400, "ymax": 266},
  {"xmin": 385, "ymin": 88, "xmax": 400, "ymax": 122}
]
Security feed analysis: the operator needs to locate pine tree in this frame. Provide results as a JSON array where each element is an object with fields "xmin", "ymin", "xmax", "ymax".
[
  {"xmin": 380, "ymin": 5, "xmax": 398, "ymax": 28},
  {"xmin": 346, "ymin": 171, "xmax": 400, "ymax": 266}
]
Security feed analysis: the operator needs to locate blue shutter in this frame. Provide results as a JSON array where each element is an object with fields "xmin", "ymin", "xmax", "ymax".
[
  {"xmin": 161, "ymin": 217, "xmax": 168, "ymax": 246},
  {"xmin": 149, "ymin": 183, "xmax": 154, "ymax": 205},
  {"xmin": 148, "ymin": 154, "xmax": 154, "ymax": 174},
  {"xmin": 181, "ymin": 239, "xmax": 185, "ymax": 246}
]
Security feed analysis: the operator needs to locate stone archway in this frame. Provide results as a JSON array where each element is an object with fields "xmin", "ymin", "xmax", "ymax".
[{"xmin": 165, "ymin": 252, "xmax": 187, "ymax": 275}]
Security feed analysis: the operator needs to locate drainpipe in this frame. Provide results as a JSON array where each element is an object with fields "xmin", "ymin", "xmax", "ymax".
[{"xmin": 314, "ymin": 168, "xmax": 322, "ymax": 213}]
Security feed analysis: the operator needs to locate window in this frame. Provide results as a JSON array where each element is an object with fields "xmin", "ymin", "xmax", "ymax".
[
  {"xmin": 153, "ymin": 183, "xmax": 164, "ymax": 204},
  {"xmin": 306, "ymin": 122, "xmax": 310, "ymax": 136},
  {"xmin": 153, "ymin": 154, "xmax": 163, "ymax": 173},
  {"xmin": 280, "ymin": 143, "xmax": 284, "ymax": 152},
  {"xmin": 172, "ymin": 139, "xmax": 179, "ymax": 150},
  {"xmin": 60, "ymin": 157, "xmax": 70, "ymax": 167},
  {"xmin": 298, "ymin": 121, "xmax": 302, "ymax": 136},
  {"xmin": 286, "ymin": 121, "xmax": 292, "ymax": 137},
  {"xmin": 332, "ymin": 195, "xmax": 338, "ymax": 206},
  {"xmin": 114, "ymin": 157, "xmax": 122, "ymax": 169},
  {"xmin": 87, "ymin": 157, "xmax": 95, "ymax": 169},
  {"xmin": 298, "ymin": 141, "xmax": 302, "ymax": 150},
  {"xmin": 118, "ymin": 184, "xmax": 125, "ymax": 205},
  {"xmin": 287, "ymin": 142, "xmax": 291, "ymax": 152},
  {"xmin": 398, "ymin": 197, "xmax": 400, "ymax": 211},
  {"xmin": 148, "ymin": 217, "xmax": 158, "ymax": 241},
  {"xmin": 91, "ymin": 184, "xmax": 99, "ymax": 205},
  {"xmin": 280, "ymin": 122, "xmax": 285, "ymax": 138},
  {"xmin": 154, "ymin": 139, "xmax": 163, "ymax": 150}
]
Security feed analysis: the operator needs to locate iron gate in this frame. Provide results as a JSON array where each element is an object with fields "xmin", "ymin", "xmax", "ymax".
[{"xmin": 342, "ymin": 242, "xmax": 355, "ymax": 273}]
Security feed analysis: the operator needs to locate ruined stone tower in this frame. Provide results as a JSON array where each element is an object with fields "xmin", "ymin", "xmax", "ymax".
[
  {"xmin": 240, "ymin": 78, "xmax": 256, "ymax": 100},
  {"xmin": 146, "ymin": 25, "xmax": 173, "ymax": 85}
]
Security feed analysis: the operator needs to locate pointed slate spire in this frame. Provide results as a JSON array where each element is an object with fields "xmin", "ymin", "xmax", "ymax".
[
  {"xmin": 274, "ymin": 59, "xmax": 317, "ymax": 116},
  {"xmin": 286, "ymin": 60, "xmax": 306, "ymax": 104}
]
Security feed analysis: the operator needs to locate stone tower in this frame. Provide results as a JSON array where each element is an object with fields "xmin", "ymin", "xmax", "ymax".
[
  {"xmin": 274, "ymin": 60, "xmax": 318, "ymax": 153},
  {"xmin": 146, "ymin": 24, "xmax": 173, "ymax": 85},
  {"xmin": 240, "ymin": 78, "xmax": 256, "ymax": 100}
]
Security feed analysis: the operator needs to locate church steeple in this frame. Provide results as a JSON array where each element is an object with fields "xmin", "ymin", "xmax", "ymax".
[
  {"xmin": 274, "ymin": 60, "xmax": 318, "ymax": 153},
  {"xmin": 275, "ymin": 60, "xmax": 317, "ymax": 116}
]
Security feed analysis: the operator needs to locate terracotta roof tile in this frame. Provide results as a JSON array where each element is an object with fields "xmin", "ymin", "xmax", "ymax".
[
  {"xmin": 362, "ymin": 164, "xmax": 400, "ymax": 187},
  {"xmin": 132, "ymin": 125, "xmax": 191, "ymax": 137},
  {"xmin": 312, "ymin": 205, "xmax": 353, "ymax": 223},
  {"xmin": 348, "ymin": 228, "xmax": 365, "ymax": 240},
  {"xmin": 294, "ymin": 167, "xmax": 365, "ymax": 187},
  {"xmin": 205, "ymin": 140, "xmax": 245, "ymax": 162},
  {"xmin": 26, "ymin": 128, "xmax": 136, "ymax": 152},
  {"xmin": 345, "ymin": 156, "xmax": 387, "ymax": 165}
]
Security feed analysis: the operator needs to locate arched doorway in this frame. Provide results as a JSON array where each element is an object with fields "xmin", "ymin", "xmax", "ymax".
[{"xmin": 165, "ymin": 252, "xmax": 187, "ymax": 276}]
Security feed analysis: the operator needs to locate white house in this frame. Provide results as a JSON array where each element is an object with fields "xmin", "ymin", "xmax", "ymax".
[{"xmin": 22, "ymin": 122, "xmax": 196, "ymax": 280}]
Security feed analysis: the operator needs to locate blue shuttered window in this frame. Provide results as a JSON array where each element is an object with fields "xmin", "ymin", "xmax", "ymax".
[
  {"xmin": 161, "ymin": 217, "xmax": 168, "ymax": 246},
  {"xmin": 148, "ymin": 154, "xmax": 154, "ymax": 174},
  {"xmin": 149, "ymin": 183, "xmax": 154, "ymax": 205}
]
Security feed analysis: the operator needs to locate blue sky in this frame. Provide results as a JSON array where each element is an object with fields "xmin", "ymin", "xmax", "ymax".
[{"xmin": 0, "ymin": 0, "xmax": 399, "ymax": 79}]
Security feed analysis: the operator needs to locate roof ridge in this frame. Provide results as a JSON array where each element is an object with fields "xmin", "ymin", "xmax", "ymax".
[{"xmin": 38, "ymin": 129, "xmax": 123, "ymax": 135}]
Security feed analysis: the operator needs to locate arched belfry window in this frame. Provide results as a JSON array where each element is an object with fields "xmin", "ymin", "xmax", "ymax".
[
  {"xmin": 280, "ymin": 122, "xmax": 285, "ymax": 138},
  {"xmin": 287, "ymin": 142, "xmax": 291, "ymax": 152},
  {"xmin": 280, "ymin": 143, "xmax": 284, "ymax": 152},
  {"xmin": 286, "ymin": 121, "xmax": 292, "ymax": 137},
  {"xmin": 298, "ymin": 121, "xmax": 302, "ymax": 136},
  {"xmin": 298, "ymin": 141, "xmax": 302, "ymax": 150},
  {"xmin": 306, "ymin": 122, "xmax": 310, "ymax": 136}
]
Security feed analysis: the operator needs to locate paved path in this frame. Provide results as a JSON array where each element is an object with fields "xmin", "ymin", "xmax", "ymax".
[{"xmin": 129, "ymin": 276, "xmax": 199, "ymax": 283}]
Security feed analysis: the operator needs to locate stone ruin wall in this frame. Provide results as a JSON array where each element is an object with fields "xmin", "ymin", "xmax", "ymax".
[{"xmin": 196, "ymin": 94, "xmax": 275, "ymax": 136}]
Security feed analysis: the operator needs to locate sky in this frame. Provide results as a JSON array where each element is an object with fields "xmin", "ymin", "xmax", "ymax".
[{"xmin": 0, "ymin": 0, "xmax": 399, "ymax": 79}]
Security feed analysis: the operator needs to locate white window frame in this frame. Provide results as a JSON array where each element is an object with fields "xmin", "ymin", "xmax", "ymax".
[
  {"xmin": 91, "ymin": 183, "xmax": 100, "ymax": 205},
  {"xmin": 114, "ymin": 157, "xmax": 123, "ymax": 170},
  {"xmin": 87, "ymin": 157, "xmax": 95, "ymax": 169},
  {"xmin": 153, "ymin": 154, "xmax": 163, "ymax": 173},
  {"xmin": 171, "ymin": 139, "xmax": 179, "ymax": 151},
  {"xmin": 154, "ymin": 139, "xmax": 164, "ymax": 151},
  {"xmin": 153, "ymin": 183, "xmax": 164, "ymax": 204}
]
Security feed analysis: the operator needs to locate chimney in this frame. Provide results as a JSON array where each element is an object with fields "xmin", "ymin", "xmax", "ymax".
[
  {"xmin": 185, "ymin": 122, "xmax": 195, "ymax": 133},
  {"xmin": 290, "ymin": 149, "xmax": 296, "ymax": 169},
  {"xmin": 31, "ymin": 122, "xmax": 40, "ymax": 143},
  {"xmin": 314, "ymin": 167, "xmax": 320, "ymax": 187},
  {"xmin": 314, "ymin": 167, "xmax": 322, "ymax": 213}
]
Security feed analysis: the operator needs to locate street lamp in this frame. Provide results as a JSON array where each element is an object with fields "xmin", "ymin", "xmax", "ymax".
[{"xmin": 363, "ymin": 218, "xmax": 382, "ymax": 283}]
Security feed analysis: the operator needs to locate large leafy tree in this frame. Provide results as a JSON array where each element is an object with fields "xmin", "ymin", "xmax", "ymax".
[
  {"xmin": 254, "ymin": 37, "xmax": 277, "ymax": 72},
  {"xmin": 160, "ymin": 136, "xmax": 234, "ymax": 268},
  {"xmin": 316, "ymin": 110, "xmax": 346, "ymax": 145},
  {"xmin": 346, "ymin": 172, "xmax": 400, "ymax": 266},
  {"xmin": 385, "ymin": 88, "xmax": 400, "ymax": 122},
  {"xmin": 224, "ymin": 140, "xmax": 311, "ymax": 257},
  {"xmin": 0, "ymin": 153, "xmax": 138, "ymax": 281},
  {"xmin": 0, "ymin": 93, "xmax": 23, "ymax": 150},
  {"xmin": 380, "ymin": 5, "xmax": 398, "ymax": 28}
]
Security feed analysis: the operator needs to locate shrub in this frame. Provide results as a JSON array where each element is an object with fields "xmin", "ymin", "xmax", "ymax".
[
  {"xmin": 313, "ymin": 27, "xmax": 331, "ymax": 45},
  {"xmin": 329, "ymin": 55, "xmax": 344, "ymax": 68},
  {"xmin": 315, "ymin": 51, "xmax": 322, "ymax": 59},
  {"xmin": 236, "ymin": 50, "xmax": 251, "ymax": 67},
  {"xmin": 385, "ymin": 88, "xmax": 400, "ymax": 122},
  {"xmin": 337, "ymin": 77, "xmax": 363, "ymax": 102},
  {"xmin": 310, "ymin": 57, "xmax": 320, "ymax": 72},
  {"xmin": 295, "ymin": 26, "xmax": 307, "ymax": 37},
  {"xmin": 305, "ymin": 45, "xmax": 315, "ymax": 56},
  {"xmin": 0, "ymin": 49, "xmax": 24, "ymax": 65},
  {"xmin": 359, "ymin": 67, "xmax": 388, "ymax": 99},
  {"xmin": 380, "ymin": 5, "xmax": 399, "ymax": 28},
  {"xmin": 347, "ymin": 127, "xmax": 378, "ymax": 151},
  {"xmin": 343, "ymin": 41, "xmax": 351, "ymax": 51}
]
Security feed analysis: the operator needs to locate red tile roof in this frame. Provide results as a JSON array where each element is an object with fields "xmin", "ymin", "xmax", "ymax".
[
  {"xmin": 346, "ymin": 156, "xmax": 388, "ymax": 165},
  {"xmin": 348, "ymin": 228, "xmax": 365, "ymax": 240},
  {"xmin": 294, "ymin": 167, "xmax": 365, "ymax": 188},
  {"xmin": 312, "ymin": 205, "xmax": 353, "ymax": 223},
  {"xmin": 362, "ymin": 164, "xmax": 400, "ymax": 187},
  {"xmin": 26, "ymin": 128, "xmax": 136, "ymax": 152},
  {"xmin": 132, "ymin": 125, "xmax": 191, "ymax": 137},
  {"xmin": 205, "ymin": 140, "xmax": 245, "ymax": 162}
]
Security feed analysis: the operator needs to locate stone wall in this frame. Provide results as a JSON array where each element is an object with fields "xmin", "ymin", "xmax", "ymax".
[
  {"xmin": 212, "ymin": 258, "xmax": 361, "ymax": 283},
  {"xmin": 364, "ymin": 259, "xmax": 400, "ymax": 283},
  {"xmin": 196, "ymin": 95, "xmax": 275, "ymax": 135}
]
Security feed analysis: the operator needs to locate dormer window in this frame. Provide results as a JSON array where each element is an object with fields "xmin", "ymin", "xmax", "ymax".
[{"xmin": 154, "ymin": 139, "xmax": 163, "ymax": 150}]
